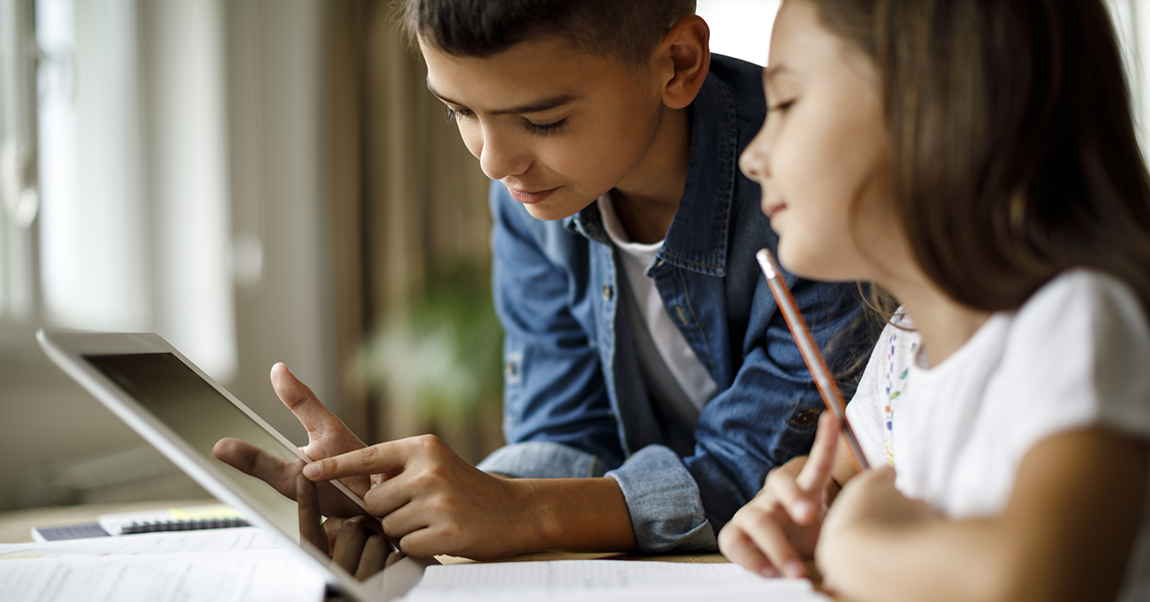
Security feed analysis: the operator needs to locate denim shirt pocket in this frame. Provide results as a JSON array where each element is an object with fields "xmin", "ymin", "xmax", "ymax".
[{"xmin": 772, "ymin": 400, "xmax": 823, "ymax": 464}]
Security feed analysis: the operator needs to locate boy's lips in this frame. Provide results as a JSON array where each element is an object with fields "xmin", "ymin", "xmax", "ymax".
[
  {"xmin": 763, "ymin": 202, "xmax": 787, "ymax": 221},
  {"xmin": 508, "ymin": 186, "xmax": 559, "ymax": 205}
]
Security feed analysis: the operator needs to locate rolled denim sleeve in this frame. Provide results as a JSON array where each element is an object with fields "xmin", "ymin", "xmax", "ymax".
[
  {"xmin": 478, "ymin": 441, "xmax": 715, "ymax": 553},
  {"xmin": 478, "ymin": 441, "xmax": 607, "ymax": 479},
  {"xmin": 605, "ymin": 445, "xmax": 715, "ymax": 553}
]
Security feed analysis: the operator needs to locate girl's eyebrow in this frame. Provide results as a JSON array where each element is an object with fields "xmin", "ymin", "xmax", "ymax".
[
  {"xmin": 426, "ymin": 80, "xmax": 577, "ymax": 115},
  {"xmin": 764, "ymin": 64, "xmax": 794, "ymax": 84}
]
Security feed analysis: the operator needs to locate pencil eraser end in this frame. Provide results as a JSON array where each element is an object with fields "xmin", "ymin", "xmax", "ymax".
[{"xmin": 756, "ymin": 248, "xmax": 778, "ymax": 279}]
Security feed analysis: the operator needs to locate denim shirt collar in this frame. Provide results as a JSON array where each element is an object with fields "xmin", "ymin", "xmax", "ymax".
[{"xmin": 564, "ymin": 67, "xmax": 739, "ymax": 278}]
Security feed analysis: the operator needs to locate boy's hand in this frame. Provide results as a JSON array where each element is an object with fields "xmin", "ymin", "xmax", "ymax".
[
  {"xmin": 213, "ymin": 363, "xmax": 373, "ymax": 518},
  {"xmin": 717, "ymin": 412, "xmax": 842, "ymax": 579},
  {"xmin": 297, "ymin": 475, "xmax": 396, "ymax": 580},
  {"xmin": 302, "ymin": 435, "xmax": 533, "ymax": 560}
]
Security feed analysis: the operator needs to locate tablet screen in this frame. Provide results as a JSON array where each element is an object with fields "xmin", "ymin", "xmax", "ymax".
[{"xmin": 84, "ymin": 352, "xmax": 303, "ymax": 541}]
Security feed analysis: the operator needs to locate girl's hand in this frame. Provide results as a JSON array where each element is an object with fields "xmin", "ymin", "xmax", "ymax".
[
  {"xmin": 816, "ymin": 466, "xmax": 933, "ymax": 591},
  {"xmin": 718, "ymin": 412, "xmax": 844, "ymax": 579}
]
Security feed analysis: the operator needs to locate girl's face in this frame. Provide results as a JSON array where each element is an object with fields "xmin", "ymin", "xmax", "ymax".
[{"xmin": 740, "ymin": 0, "xmax": 895, "ymax": 282}]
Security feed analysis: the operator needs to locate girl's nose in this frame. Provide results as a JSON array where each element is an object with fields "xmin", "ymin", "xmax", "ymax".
[{"xmin": 739, "ymin": 130, "xmax": 770, "ymax": 182}]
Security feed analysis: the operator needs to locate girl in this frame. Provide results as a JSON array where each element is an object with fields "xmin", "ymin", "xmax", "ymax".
[{"xmin": 719, "ymin": 1, "xmax": 1150, "ymax": 601}]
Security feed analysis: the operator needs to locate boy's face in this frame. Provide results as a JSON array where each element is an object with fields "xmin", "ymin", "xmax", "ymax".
[
  {"xmin": 739, "ymin": 0, "xmax": 896, "ymax": 282},
  {"xmin": 422, "ymin": 36, "xmax": 668, "ymax": 221}
]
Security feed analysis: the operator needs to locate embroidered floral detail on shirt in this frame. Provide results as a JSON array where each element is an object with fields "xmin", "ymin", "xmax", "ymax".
[{"xmin": 883, "ymin": 312, "xmax": 913, "ymax": 467}]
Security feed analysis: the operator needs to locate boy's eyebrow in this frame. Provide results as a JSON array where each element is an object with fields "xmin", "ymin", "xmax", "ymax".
[{"xmin": 426, "ymin": 80, "xmax": 577, "ymax": 115}]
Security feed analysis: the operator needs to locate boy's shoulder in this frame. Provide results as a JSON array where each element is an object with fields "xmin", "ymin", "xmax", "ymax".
[
  {"xmin": 708, "ymin": 53, "xmax": 765, "ymax": 95},
  {"xmin": 706, "ymin": 53, "xmax": 767, "ymax": 134}
]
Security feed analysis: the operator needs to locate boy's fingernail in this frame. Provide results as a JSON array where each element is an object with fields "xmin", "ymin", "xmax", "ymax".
[
  {"xmin": 761, "ymin": 566, "xmax": 778, "ymax": 578},
  {"xmin": 303, "ymin": 463, "xmax": 322, "ymax": 478},
  {"xmin": 784, "ymin": 561, "xmax": 806, "ymax": 578},
  {"xmin": 792, "ymin": 499, "xmax": 813, "ymax": 518}
]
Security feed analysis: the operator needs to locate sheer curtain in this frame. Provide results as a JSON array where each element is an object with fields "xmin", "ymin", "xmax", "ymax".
[
  {"xmin": 1109, "ymin": 0, "xmax": 1150, "ymax": 153},
  {"xmin": 326, "ymin": 1, "xmax": 493, "ymax": 446}
]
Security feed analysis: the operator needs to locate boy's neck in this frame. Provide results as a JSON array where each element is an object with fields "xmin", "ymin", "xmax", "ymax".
[{"xmin": 609, "ymin": 106, "xmax": 692, "ymax": 245}]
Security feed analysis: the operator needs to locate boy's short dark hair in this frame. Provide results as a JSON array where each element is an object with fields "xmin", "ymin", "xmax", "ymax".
[{"xmin": 400, "ymin": 0, "xmax": 698, "ymax": 65}]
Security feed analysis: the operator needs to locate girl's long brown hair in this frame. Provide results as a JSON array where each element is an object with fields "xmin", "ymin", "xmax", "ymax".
[{"xmin": 812, "ymin": 0, "xmax": 1150, "ymax": 316}]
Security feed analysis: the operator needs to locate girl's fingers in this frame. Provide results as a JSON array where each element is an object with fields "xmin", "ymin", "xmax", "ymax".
[
  {"xmin": 739, "ymin": 507, "xmax": 808, "ymax": 579},
  {"xmin": 719, "ymin": 523, "xmax": 778, "ymax": 578},
  {"xmin": 795, "ymin": 412, "xmax": 841, "ymax": 493},
  {"xmin": 763, "ymin": 463, "xmax": 819, "ymax": 525}
]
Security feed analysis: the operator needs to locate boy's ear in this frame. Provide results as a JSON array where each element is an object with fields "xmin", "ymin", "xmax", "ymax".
[{"xmin": 656, "ymin": 14, "xmax": 711, "ymax": 110}]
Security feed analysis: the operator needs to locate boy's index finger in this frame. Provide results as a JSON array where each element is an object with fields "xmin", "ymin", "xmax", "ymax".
[
  {"xmin": 303, "ymin": 443, "xmax": 405, "ymax": 482},
  {"xmin": 270, "ymin": 363, "xmax": 339, "ymax": 433},
  {"xmin": 795, "ymin": 411, "xmax": 840, "ymax": 492}
]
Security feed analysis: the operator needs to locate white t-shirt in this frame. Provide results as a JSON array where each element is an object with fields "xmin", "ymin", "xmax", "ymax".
[
  {"xmin": 846, "ymin": 269, "xmax": 1150, "ymax": 601},
  {"xmin": 597, "ymin": 193, "xmax": 718, "ymax": 412}
]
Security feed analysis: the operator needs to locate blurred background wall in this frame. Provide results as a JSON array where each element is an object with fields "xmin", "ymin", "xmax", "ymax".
[{"xmin": 3, "ymin": 0, "xmax": 1147, "ymax": 513}]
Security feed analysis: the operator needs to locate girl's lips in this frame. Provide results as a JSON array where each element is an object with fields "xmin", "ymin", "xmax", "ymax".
[
  {"xmin": 508, "ymin": 187, "xmax": 558, "ymax": 205},
  {"xmin": 764, "ymin": 203, "xmax": 787, "ymax": 220}
]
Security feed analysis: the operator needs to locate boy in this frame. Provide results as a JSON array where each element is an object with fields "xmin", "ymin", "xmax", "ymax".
[{"xmin": 215, "ymin": 0, "xmax": 867, "ymax": 560}]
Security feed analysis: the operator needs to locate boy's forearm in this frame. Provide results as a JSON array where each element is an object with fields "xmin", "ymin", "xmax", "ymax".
[{"xmin": 514, "ymin": 477, "xmax": 638, "ymax": 553}]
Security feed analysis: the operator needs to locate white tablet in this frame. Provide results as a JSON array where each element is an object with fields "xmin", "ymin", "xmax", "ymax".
[{"xmin": 37, "ymin": 329, "xmax": 433, "ymax": 602}]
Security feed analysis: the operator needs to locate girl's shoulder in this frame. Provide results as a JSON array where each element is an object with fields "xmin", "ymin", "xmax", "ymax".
[
  {"xmin": 1020, "ymin": 268, "xmax": 1143, "ymax": 321},
  {"xmin": 999, "ymin": 268, "xmax": 1150, "ymax": 438},
  {"xmin": 1007, "ymin": 268, "xmax": 1150, "ymax": 365}
]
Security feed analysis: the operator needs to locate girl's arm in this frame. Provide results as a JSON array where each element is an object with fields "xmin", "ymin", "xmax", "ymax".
[{"xmin": 818, "ymin": 427, "xmax": 1148, "ymax": 602}]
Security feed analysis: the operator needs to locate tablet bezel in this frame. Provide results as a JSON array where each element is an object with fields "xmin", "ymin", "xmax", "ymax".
[{"xmin": 36, "ymin": 329, "xmax": 399, "ymax": 601}]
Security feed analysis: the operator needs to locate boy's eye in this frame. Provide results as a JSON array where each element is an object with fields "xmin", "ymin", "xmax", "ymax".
[
  {"xmin": 523, "ymin": 118, "xmax": 567, "ymax": 136},
  {"xmin": 444, "ymin": 106, "xmax": 473, "ymax": 122}
]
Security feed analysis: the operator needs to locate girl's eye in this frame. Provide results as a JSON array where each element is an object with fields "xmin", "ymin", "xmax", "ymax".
[
  {"xmin": 524, "ymin": 119, "xmax": 567, "ymax": 136},
  {"xmin": 444, "ymin": 106, "xmax": 473, "ymax": 122},
  {"xmin": 768, "ymin": 99, "xmax": 796, "ymax": 113},
  {"xmin": 768, "ymin": 99, "xmax": 795, "ymax": 113}
]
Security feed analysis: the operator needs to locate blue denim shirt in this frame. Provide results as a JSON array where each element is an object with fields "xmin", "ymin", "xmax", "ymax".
[{"xmin": 478, "ymin": 54, "xmax": 868, "ymax": 553}]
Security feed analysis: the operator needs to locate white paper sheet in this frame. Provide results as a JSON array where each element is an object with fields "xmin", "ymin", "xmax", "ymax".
[
  {"xmin": 0, "ymin": 529, "xmax": 325, "ymax": 602},
  {"xmin": 399, "ymin": 560, "xmax": 831, "ymax": 602},
  {"xmin": 0, "ymin": 526, "xmax": 283, "ymax": 559}
]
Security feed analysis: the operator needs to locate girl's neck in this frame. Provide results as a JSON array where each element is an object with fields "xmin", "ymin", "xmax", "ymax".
[{"xmin": 885, "ymin": 275, "xmax": 992, "ymax": 368}]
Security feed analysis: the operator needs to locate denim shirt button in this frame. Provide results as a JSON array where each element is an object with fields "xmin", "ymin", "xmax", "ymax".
[{"xmin": 603, "ymin": 285, "xmax": 613, "ymax": 301}]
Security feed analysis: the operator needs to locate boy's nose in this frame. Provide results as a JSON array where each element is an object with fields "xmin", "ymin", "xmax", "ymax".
[{"xmin": 478, "ymin": 131, "xmax": 531, "ymax": 181}]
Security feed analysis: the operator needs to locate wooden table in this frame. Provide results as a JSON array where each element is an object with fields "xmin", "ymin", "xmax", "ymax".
[{"xmin": 0, "ymin": 499, "xmax": 729, "ymax": 564}]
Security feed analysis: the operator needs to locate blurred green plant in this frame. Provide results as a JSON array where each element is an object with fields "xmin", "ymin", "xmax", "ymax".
[{"xmin": 353, "ymin": 260, "xmax": 504, "ymax": 426}]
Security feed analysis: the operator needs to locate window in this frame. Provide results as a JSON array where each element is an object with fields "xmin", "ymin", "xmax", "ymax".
[
  {"xmin": 0, "ymin": 0, "xmax": 236, "ymax": 382},
  {"xmin": 697, "ymin": 0, "xmax": 781, "ymax": 67}
]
